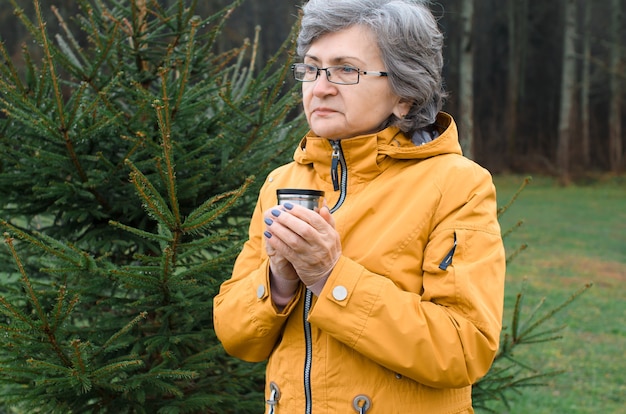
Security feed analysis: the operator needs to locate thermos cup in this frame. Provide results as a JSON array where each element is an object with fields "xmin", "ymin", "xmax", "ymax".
[{"xmin": 276, "ymin": 189, "xmax": 324, "ymax": 210}]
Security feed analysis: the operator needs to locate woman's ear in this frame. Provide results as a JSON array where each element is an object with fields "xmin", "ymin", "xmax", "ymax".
[{"xmin": 393, "ymin": 98, "xmax": 414, "ymax": 119}]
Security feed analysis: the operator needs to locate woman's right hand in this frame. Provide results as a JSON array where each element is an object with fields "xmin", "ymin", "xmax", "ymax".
[{"xmin": 264, "ymin": 207, "xmax": 300, "ymax": 308}]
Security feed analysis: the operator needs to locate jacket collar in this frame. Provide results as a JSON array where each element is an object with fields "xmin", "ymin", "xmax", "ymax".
[{"xmin": 293, "ymin": 112, "xmax": 461, "ymax": 184}]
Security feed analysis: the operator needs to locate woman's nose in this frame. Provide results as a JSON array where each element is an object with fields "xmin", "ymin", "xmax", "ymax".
[{"xmin": 311, "ymin": 72, "xmax": 338, "ymax": 96}]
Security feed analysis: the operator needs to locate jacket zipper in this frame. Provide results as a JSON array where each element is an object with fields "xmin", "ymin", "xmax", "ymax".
[
  {"xmin": 303, "ymin": 289, "xmax": 313, "ymax": 414},
  {"xmin": 304, "ymin": 140, "xmax": 348, "ymax": 413},
  {"xmin": 438, "ymin": 232, "xmax": 457, "ymax": 270},
  {"xmin": 329, "ymin": 140, "xmax": 347, "ymax": 213}
]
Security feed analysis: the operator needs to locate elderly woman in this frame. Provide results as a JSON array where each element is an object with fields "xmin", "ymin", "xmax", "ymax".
[{"xmin": 213, "ymin": 0, "xmax": 506, "ymax": 412}]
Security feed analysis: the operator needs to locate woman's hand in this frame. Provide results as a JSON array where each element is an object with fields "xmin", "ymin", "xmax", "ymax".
[{"xmin": 263, "ymin": 202, "xmax": 341, "ymax": 296}]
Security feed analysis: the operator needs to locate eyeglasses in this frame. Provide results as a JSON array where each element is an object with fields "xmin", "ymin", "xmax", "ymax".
[{"xmin": 291, "ymin": 63, "xmax": 388, "ymax": 85}]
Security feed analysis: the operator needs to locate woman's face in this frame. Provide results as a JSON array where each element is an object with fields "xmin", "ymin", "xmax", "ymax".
[{"xmin": 302, "ymin": 25, "xmax": 410, "ymax": 140}]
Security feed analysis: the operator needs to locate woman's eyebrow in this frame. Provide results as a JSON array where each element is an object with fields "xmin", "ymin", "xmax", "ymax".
[{"xmin": 304, "ymin": 55, "xmax": 364, "ymax": 65}]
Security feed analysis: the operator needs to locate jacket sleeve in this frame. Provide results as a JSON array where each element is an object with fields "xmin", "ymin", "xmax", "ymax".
[
  {"xmin": 307, "ymin": 162, "xmax": 506, "ymax": 388},
  {"xmin": 213, "ymin": 197, "xmax": 303, "ymax": 362}
]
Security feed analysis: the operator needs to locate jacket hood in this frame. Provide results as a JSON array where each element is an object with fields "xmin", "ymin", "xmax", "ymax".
[{"xmin": 293, "ymin": 112, "xmax": 461, "ymax": 185}]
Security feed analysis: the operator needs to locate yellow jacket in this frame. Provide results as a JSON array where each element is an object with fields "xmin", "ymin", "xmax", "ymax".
[{"xmin": 214, "ymin": 113, "xmax": 506, "ymax": 413}]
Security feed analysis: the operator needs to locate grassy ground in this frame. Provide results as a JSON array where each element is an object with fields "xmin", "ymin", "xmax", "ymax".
[{"xmin": 484, "ymin": 174, "xmax": 626, "ymax": 413}]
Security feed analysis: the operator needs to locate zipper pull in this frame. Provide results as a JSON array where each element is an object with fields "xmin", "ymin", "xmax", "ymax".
[
  {"xmin": 438, "ymin": 232, "xmax": 457, "ymax": 270},
  {"xmin": 331, "ymin": 143, "xmax": 340, "ymax": 191}
]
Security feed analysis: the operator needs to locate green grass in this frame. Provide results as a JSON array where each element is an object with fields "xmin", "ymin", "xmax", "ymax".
[{"xmin": 484, "ymin": 174, "xmax": 626, "ymax": 413}]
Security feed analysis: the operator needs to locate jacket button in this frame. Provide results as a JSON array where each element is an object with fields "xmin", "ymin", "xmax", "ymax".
[
  {"xmin": 257, "ymin": 284, "xmax": 265, "ymax": 299},
  {"xmin": 332, "ymin": 285, "xmax": 348, "ymax": 301}
]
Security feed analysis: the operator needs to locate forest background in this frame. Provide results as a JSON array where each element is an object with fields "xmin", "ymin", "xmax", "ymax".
[{"xmin": 3, "ymin": 0, "xmax": 624, "ymax": 178}]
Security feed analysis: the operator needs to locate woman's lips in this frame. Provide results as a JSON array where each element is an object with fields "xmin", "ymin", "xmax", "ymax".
[{"xmin": 312, "ymin": 107, "xmax": 337, "ymax": 116}]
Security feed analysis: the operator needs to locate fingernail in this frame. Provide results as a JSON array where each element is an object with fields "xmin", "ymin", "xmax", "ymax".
[
  {"xmin": 264, "ymin": 218, "xmax": 273, "ymax": 226},
  {"xmin": 264, "ymin": 231, "xmax": 272, "ymax": 238},
  {"xmin": 284, "ymin": 202, "xmax": 293, "ymax": 210},
  {"xmin": 271, "ymin": 209, "xmax": 281, "ymax": 217}
]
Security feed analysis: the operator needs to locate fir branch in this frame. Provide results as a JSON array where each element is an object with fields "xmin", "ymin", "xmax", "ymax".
[
  {"xmin": 505, "ymin": 243, "xmax": 527, "ymax": 265},
  {"xmin": 51, "ymin": 5, "xmax": 86, "ymax": 67},
  {"xmin": 63, "ymin": 80, "xmax": 91, "ymax": 129},
  {"xmin": 31, "ymin": 0, "xmax": 87, "ymax": 183},
  {"xmin": 50, "ymin": 284, "xmax": 77, "ymax": 331},
  {"xmin": 126, "ymin": 158, "xmax": 177, "ymax": 228},
  {"xmin": 170, "ymin": 15, "xmax": 200, "ymax": 118},
  {"xmin": 0, "ymin": 324, "xmax": 29, "ymax": 339},
  {"xmin": 0, "ymin": 76, "xmax": 64, "ymax": 139},
  {"xmin": 3, "ymin": 232, "xmax": 49, "ymax": 327},
  {"xmin": 0, "ymin": 41, "xmax": 26, "ymax": 94},
  {"xmin": 70, "ymin": 339, "xmax": 88, "ymax": 375},
  {"xmin": 154, "ymin": 96, "xmax": 182, "ymax": 227},
  {"xmin": 109, "ymin": 268, "xmax": 161, "ymax": 289},
  {"xmin": 211, "ymin": 43, "xmax": 250, "ymax": 75},
  {"xmin": 177, "ymin": 233, "xmax": 234, "ymax": 256},
  {"xmin": 109, "ymin": 220, "xmax": 171, "ymax": 242},
  {"xmin": 1, "ymin": 221, "xmax": 88, "ymax": 268},
  {"xmin": 476, "ymin": 282, "xmax": 592, "ymax": 409},
  {"xmin": 175, "ymin": 252, "xmax": 239, "ymax": 282},
  {"xmin": 91, "ymin": 358, "xmax": 144, "ymax": 380},
  {"xmin": 497, "ymin": 176, "xmax": 532, "ymax": 218},
  {"xmin": 182, "ymin": 178, "xmax": 252, "ymax": 233},
  {"xmin": 0, "ymin": 296, "xmax": 36, "ymax": 330},
  {"xmin": 201, "ymin": 0, "xmax": 245, "ymax": 58},
  {"xmin": 25, "ymin": 358, "xmax": 72, "ymax": 376},
  {"xmin": 515, "ymin": 283, "xmax": 592, "ymax": 343},
  {"xmin": 55, "ymin": 34, "xmax": 83, "ymax": 69},
  {"xmin": 107, "ymin": 131, "xmax": 146, "ymax": 169},
  {"xmin": 502, "ymin": 219, "xmax": 524, "ymax": 239},
  {"xmin": 95, "ymin": 311, "xmax": 148, "ymax": 357}
]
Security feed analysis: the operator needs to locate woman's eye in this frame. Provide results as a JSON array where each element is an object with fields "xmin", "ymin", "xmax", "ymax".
[{"xmin": 340, "ymin": 66, "xmax": 358, "ymax": 74}]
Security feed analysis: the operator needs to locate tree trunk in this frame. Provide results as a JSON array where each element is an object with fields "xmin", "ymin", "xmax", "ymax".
[
  {"xmin": 580, "ymin": 0, "xmax": 592, "ymax": 167},
  {"xmin": 459, "ymin": 0, "xmax": 475, "ymax": 159},
  {"xmin": 557, "ymin": 0, "xmax": 577, "ymax": 184},
  {"xmin": 609, "ymin": 0, "xmax": 623, "ymax": 172},
  {"xmin": 506, "ymin": 0, "xmax": 527, "ymax": 162}
]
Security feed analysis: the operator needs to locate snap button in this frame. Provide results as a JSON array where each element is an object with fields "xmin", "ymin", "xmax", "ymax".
[
  {"xmin": 332, "ymin": 285, "xmax": 348, "ymax": 301},
  {"xmin": 257, "ymin": 284, "xmax": 265, "ymax": 299}
]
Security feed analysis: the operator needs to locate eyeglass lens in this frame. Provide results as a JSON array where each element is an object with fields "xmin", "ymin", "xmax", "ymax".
[{"xmin": 293, "ymin": 64, "xmax": 359, "ymax": 85}]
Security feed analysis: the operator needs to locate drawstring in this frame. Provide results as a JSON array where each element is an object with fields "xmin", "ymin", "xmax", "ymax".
[
  {"xmin": 353, "ymin": 394, "xmax": 371, "ymax": 413},
  {"xmin": 266, "ymin": 382, "xmax": 281, "ymax": 414}
]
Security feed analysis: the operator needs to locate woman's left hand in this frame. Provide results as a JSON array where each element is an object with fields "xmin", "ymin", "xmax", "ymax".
[{"xmin": 263, "ymin": 203, "xmax": 341, "ymax": 295}]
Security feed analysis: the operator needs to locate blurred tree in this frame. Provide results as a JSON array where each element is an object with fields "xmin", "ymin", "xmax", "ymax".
[
  {"xmin": 458, "ymin": 0, "xmax": 475, "ymax": 159},
  {"xmin": 556, "ymin": 0, "xmax": 577, "ymax": 184},
  {"xmin": 609, "ymin": 0, "xmax": 623, "ymax": 172},
  {"xmin": 505, "ymin": 0, "xmax": 527, "ymax": 165},
  {"xmin": 581, "ymin": 0, "xmax": 592, "ymax": 168}
]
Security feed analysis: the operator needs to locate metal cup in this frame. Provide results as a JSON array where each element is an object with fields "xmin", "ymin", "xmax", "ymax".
[{"xmin": 276, "ymin": 188, "xmax": 324, "ymax": 210}]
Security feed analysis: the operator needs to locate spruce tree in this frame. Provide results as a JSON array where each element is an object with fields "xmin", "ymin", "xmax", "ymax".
[{"xmin": 0, "ymin": 0, "xmax": 305, "ymax": 412}]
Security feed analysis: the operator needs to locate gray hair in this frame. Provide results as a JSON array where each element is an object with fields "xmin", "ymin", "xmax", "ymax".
[{"xmin": 297, "ymin": 0, "xmax": 446, "ymax": 133}]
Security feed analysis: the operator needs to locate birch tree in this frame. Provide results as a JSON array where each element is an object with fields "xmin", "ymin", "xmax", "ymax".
[{"xmin": 557, "ymin": 0, "xmax": 577, "ymax": 183}]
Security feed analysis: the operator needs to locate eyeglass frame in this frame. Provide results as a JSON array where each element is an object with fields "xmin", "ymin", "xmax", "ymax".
[{"xmin": 291, "ymin": 63, "xmax": 388, "ymax": 85}]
